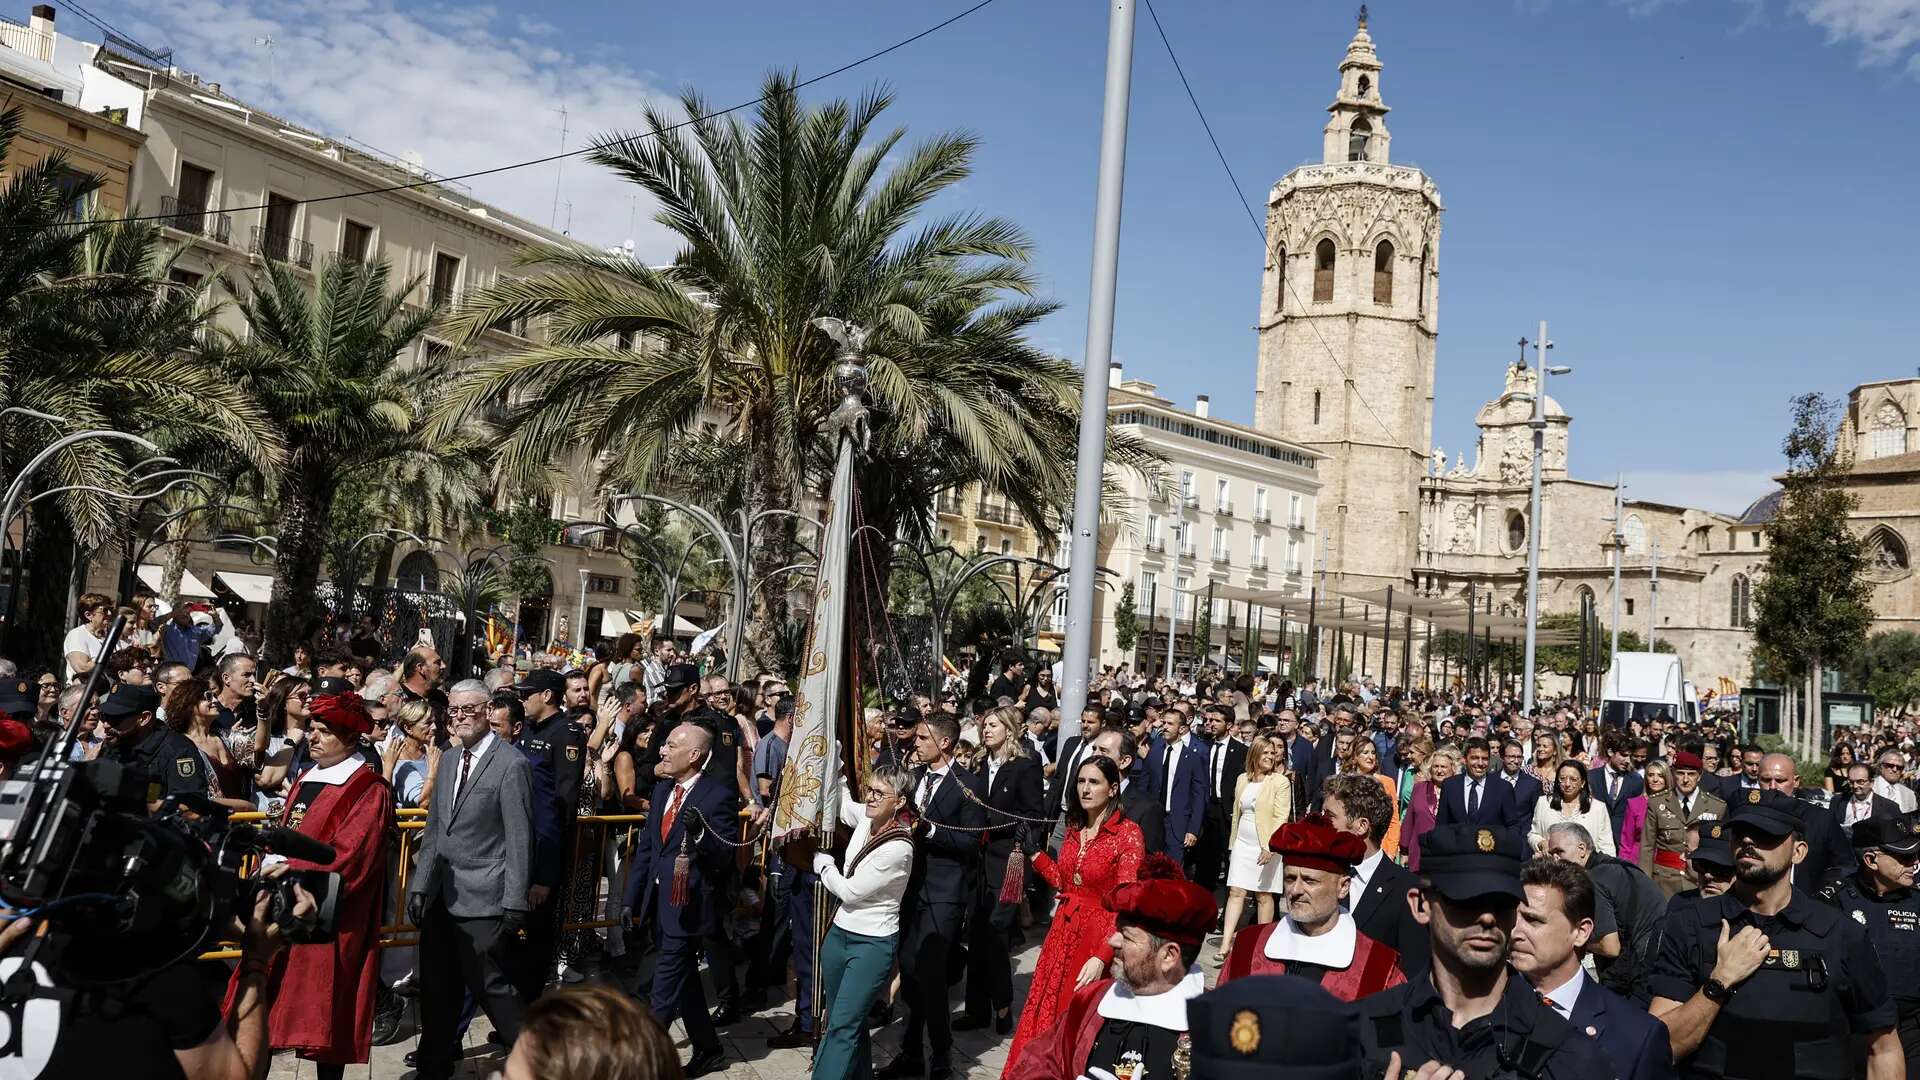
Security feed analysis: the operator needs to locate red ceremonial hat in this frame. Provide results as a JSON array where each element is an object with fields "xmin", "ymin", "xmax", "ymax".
[
  {"xmin": 1671, "ymin": 750, "xmax": 1703, "ymax": 770},
  {"xmin": 309, "ymin": 691, "xmax": 374, "ymax": 740},
  {"xmin": 0, "ymin": 717, "xmax": 30, "ymax": 761},
  {"xmin": 1268, "ymin": 812, "xmax": 1367, "ymax": 874},
  {"xmin": 1109, "ymin": 853, "xmax": 1217, "ymax": 946}
]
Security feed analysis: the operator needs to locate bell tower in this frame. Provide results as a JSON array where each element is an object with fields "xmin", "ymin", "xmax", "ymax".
[{"xmin": 1251, "ymin": 10, "xmax": 1442, "ymax": 591}]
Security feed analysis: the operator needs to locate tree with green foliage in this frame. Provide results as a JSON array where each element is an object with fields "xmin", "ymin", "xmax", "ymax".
[
  {"xmin": 1114, "ymin": 582, "xmax": 1140, "ymax": 655},
  {"xmin": 1840, "ymin": 631, "xmax": 1920, "ymax": 715},
  {"xmin": 1192, "ymin": 597, "xmax": 1212, "ymax": 666},
  {"xmin": 1534, "ymin": 613, "xmax": 1671, "ymax": 675},
  {"xmin": 1751, "ymin": 393, "xmax": 1874, "ymax": 755}
]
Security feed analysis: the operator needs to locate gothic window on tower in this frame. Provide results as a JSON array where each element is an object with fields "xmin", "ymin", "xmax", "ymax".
[
  {"xmin": 1730, "ymin": 574, "xmax": 1751, "ymax": 627},
  {"xmin": 1348, "ymin": 116, "xmax": 1372, "ymax": 162},
  {"xmin": 1274, "ymin": 245, "xmax": 1287, "ymax": 311},
  {"xmin": 1373, "ymin": 240, "xmax": 1394, "ymax": 304},
  {"xmin": 1506, "ymin": 511, "xmax": 1526, "ymax": 554},
  {"xmin": 1312, "ymin": 389, "xmax": 1322, "ymax": 425},
  {"xmin": 1314, "ymin": 239, "xmax": 1336, "ymax": 302},
  {"xmin": 1418, "ymin": 244, "xmax": 1430, "ymax": 316},
  {"xmin": 1357, "ymin": 74, "xmax": 1371, "ymax": 98}
]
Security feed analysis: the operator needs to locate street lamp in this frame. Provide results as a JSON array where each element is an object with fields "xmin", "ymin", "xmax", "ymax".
[{"xmin": 1519, "ymin": 322, "xmax": 1573, "ymax": 714}]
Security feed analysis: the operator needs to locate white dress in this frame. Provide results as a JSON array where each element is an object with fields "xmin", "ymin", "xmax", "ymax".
[{"xmin": 1226, "ymin": 779, "xmax": 1284, "ymax": 892}]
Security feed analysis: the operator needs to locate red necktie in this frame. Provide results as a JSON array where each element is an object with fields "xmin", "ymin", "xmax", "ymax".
[
  {"xmin": 660, "ymin": 783, "xmax": 685, "ymax": 841},
  {"xmin": 456, "ymin": 748, "xmax": 473, "ymax": 796}
]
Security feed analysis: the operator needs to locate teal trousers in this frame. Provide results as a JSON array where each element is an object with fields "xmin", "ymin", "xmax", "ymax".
[{"xmin": 812, "ymin": 924, "xmax": 897, "ymax": 1080}]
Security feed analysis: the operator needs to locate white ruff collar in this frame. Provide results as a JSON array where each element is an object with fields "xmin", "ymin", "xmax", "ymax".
[
  {"xmin": 1265, "ymin": 912, "xmax": 1357, "ymax": 967},
  {"xmin": 299, "ymin": 756, "xmax": 366, "ymax": 787},
  {"xmin": 1096, "ymin": 968, "xmax": 1205, "ymax": 1031}
]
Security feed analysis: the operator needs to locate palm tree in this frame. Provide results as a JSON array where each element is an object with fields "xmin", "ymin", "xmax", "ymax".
[
  {"xmin": 221, "ymin": 255, "xmax": 480, "ymax": 662},
  {"xmin": 0, "ymin": 106, "xmax": 277, "ymax": 660},
  {"xmin": 440, "ymin": 75, "xmax": 1157, "ymax": 668}
]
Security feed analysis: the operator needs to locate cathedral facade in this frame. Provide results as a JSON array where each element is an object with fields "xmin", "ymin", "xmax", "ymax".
[{"xmin": 1253, "ymin": 15, "xmax": 1767, "ymax": 688}]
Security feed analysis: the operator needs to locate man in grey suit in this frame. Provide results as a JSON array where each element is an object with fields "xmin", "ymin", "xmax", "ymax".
[{"xmin": 407, "ymin": 679, "xmax": 535, "ymax": 1080}]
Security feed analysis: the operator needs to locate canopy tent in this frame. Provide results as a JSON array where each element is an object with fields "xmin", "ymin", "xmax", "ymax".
[
  {"xmin": 214, "ymin": 571, "xmax": 274, "ymax": 605},
  {"xmin": 137, "ymin": 564, "xmax": 214, "ymax": 599},
  {"xmin": 598, "ymin": 609, "xmax": 706, "ymax": 639}
]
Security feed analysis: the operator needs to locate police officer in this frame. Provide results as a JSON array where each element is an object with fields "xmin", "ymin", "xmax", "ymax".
[
  {"xmin": 1667, "ymin": 821, "xmax": 1737, "ymax": 907},
  {"xmin": 1819, "ymin": 816, "xmax": 1920, "ymax": 1076},
  {"xmin": 512, "ymin": 668, "xmax": 586, "ymax": 998},
  {"xmin": 1647, "ymin": 788, "xmax": 1902, "ymax": 1079},
  {"xmin": 1356, "ymin": 823, "xmax": 1613, "ymax": 1079},
  {"xmin": 97, "ymin": 683, "xmax": 207, "ymax": 801}
]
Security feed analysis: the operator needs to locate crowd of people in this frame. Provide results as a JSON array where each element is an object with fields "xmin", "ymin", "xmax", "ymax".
[{"xmin": 9, "ymin": 593, "xmax": 1920, "ymax": 1080}]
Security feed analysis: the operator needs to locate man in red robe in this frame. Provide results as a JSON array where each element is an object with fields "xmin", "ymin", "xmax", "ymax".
[
  {"xmin": 233, "ymin": 686, "xmax": 391, "ymax": 1079},
  {"xmin": 1008, "ymin": 854, "xmax": 1214, "ymax": 1080},
  {"xmin": 1220, "ymin": 812, "xmax": 1407, "ymax": 1000}
]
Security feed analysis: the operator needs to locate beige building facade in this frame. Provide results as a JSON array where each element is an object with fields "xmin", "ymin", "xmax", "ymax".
[{"xmin": 1, "ymin": 5, "xmax": 143, "ymax": 213}]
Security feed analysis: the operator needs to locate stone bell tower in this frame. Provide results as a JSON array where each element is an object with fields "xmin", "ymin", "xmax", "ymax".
[{"xmin": 1251, "ymin": 9, "xmax": 1442, "ymax": 591}]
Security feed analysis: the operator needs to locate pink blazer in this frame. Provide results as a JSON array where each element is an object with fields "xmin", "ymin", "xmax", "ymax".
[
  {"xmin": 1618, "ymin": 794, "xmax": 1650, "ymax": 865},
  {"xmin": 1404, "ymin": 779, "xmax": 1443, "ymax": 872}
]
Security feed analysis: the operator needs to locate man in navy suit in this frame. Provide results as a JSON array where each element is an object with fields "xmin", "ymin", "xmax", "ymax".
[
  {"xmin": 1497, "ymin": 738, "xmax": 1544, "ymax": 832},
  {"xmin": 1589, "ymin": 734, "xmax": 1645, "ymax": 848},
  {"xmin": 1273, "ymin": 708, "xmax": 1316, "ymax": 812},
  {"xmin": 1512, "ymin": 857, "xmax": 1676, "ymax": 1080},
  {"xmin": 625, "ymin": 721, "xmax": 738, "ymax": 1079},
  {"xmin": 1148, "ymin": 707, "xmax": 1210, "ymax": 870},
  {"xmin": 1435, "ymin": 737, "xmax": 1525, "ymax": 835},
  {"xmin": 879, "ymin": 715, "xmax": 987, "ymax": 1080}
]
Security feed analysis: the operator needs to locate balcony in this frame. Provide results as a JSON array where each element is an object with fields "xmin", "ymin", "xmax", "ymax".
[
  {"xmin": 935, "ymin": 494, "xmax": 965, "ymax": 518},
  {"xmin": 1214, "ymin": 502, "xmax": 1233, "ymax": 517},
  {"xmin": 0, "ymin": 18, "xmax": 52, "ymax": 61},
  {"xmin": 1287, "ymin": 560, "xmax": 1303, "ymax": 575},
  {"xmin": 252, "ymin": 226, "xmax": 314, "ymax": 269},
  {"xmin": 1289, "ymin": 516, "xmax": 1306, "ymax": 530},
  {"xmin": 1254, "ymin": 508, "xmax": 1271, "ymax": 524},
  {"xmin": 1178, "ymin": 545, "xmax": 1196, "ymax": 560},
  {"xmin": 1251, "ymin": 556, "xmax": 1269, "ymax": 572},
  {"xmin": 1212, "ymin": 550, "xmax": 1230, "ymax": 565},
  {"xmin": 1181, "ymin": 494, "xmax": 1199, "ymax": 509},
  {"xmin": 975, "ymin": 501, "xmax": 1014, "ymax": 525},
  {"xmin": 1145, "ymin": 538, "xmax": 1166, "ymax": 553},
  {"xmin": 161, "ymin": 196, "xmax": 231, "ymax": 245}
]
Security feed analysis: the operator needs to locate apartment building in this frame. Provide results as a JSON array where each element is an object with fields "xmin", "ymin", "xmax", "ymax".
[{"xmin": 0, "ymin": 5, "xmax": 142, "ymax": 212}]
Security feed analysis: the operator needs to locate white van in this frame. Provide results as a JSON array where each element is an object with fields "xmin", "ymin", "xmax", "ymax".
[{"xmin": 1600, "ymin": 652, "xmax": 1692, "ymax": 729}]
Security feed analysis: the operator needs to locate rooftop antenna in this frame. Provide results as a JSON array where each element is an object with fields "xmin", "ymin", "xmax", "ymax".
[
  {"xmin": 253, "ymin": 35, "xmax": 276, "ymax": 98},
  {"xmin": 561, "ymin": 199, "xmax": 574, "ymax": 236},
  {"xmin": 549, "ymin": 104, "xmax": 570, "ymax": 230}
]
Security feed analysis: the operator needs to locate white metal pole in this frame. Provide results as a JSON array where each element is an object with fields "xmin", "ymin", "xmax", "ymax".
[
  {"xmin": 1609, "ymin": 475, "xmax": 1624, "ymax": 666},
  {"xmin": 1647, "ymin": 537, "xmax": 1660, "ymax": 649},
  {"xmin": 1522, "ymin": 321, "xmax": 1548, "ymax": 714},
  {"xmin": 576, "ymin": 567, "xmax": 589, "ymax": 651},
  {"xmin": 1056, "ymin": 0, "xmax": 1137, "ymax": 749}
]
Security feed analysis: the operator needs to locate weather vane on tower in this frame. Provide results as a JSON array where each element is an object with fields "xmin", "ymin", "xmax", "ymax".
[{"xmin": 1358, "ymin": 5, "xmax": 1368, "ymax": 28}]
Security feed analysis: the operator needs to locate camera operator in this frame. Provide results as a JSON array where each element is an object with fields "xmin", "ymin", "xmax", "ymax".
[
  {"xmin": 15, "ymin": 862, "xmax": 316, "ymax": 1080},
  {"xmin": 233, "ymin": 688, "xmax": 391, "ymax": 1080}
]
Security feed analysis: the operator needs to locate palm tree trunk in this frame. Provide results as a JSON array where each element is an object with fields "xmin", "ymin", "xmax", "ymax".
[
  {"xmin": 742, "ymin": 423, "xmax": 797, "ymax": 674},
  {"xmin": 264, "ymin": 462, "xmax": 334, "ymax": 666},
  {"xmin": 13, "ymin": 508, "xmax": 80, "ymax": 669},
  {"xmin": 161, "ymin": 517, "xmax": 191, "ymax": 607}
]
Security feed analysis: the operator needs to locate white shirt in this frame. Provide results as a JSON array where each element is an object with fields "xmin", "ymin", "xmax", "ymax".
[
  {"xmin": 62, "ymin": 625, "xmax": 105, "ymax": 682},
  {"xmin": 1349, "ymin": 848, "xmax": 1386, "ymax": 908},
  {"xmin": 987, "ymin": 756, "xmax": 1002, "ymax": 791},
  {"xmin": 1095, "ymin": 968, "xmax": 1206, "ymax": 1032},
  {"xmin": 820, "ymin": 789, "xmax": 913, "ymax": 936},
  {"xmin": 1537, "ymin": 966, "xmax": 1587, "ymax": 1021},
  {"xmin": 1876, "ymin": 776, "xmax": 1919, "ymax": 814},
  {"xmin": 452, "ymin": 731, "xmax": 497, "ymax": 802},
  {"xmin": 1842, "ymin": 795, "xmax": 1877, "ymax": 827},
  {"xmin": 1162, "ymin": 735, "xmax": 1187, "ymax": 812}
]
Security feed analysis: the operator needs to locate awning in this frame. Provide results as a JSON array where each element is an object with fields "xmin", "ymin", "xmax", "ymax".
[
  {"xmin": 214, "ymin": 571, "xmax": 274, "ymax": 604},
  {"xmin": 137, "ymin": 564, "xmax": 214, "ymax": 599},
  {"xmin": 604, "ymin": 609, "xmax": 709, "ymax": 639}
]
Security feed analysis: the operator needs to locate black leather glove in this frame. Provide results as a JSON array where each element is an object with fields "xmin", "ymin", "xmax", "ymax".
[
  {"xmin": 500, "ymin": 908, "xmax": 526, "ymax": 935},
  {"xmin": 406, "ymin": 892, "xmax": 427, "ymax": 927}
]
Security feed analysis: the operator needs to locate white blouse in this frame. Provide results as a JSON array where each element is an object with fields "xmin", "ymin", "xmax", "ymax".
[
  {"xmin": 819, "ymin": 788, "xmax": 913, "ymax": 938},
  {"xmin": 1528, "ymin": 796, "xmax": 1616, "ymax": 857}
]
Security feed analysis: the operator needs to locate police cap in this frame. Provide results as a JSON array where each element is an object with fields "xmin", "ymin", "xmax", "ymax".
[
  {"xmin": 1725, "ymin": 788, "xmax": 1803, "ymax": 839},
  {"xmin": 1416, "ymin": 824, "xmax": 1526, "ymax": 902},
  {"xmin": 1690, "ymin": 821, "xmax": 1735, "ymax": 870},
  {"xmin": 97, "ymin": 683, "xmax": 161, "ymax": 719},
  {"xmin": 0, "ymin": 680, "xmax": 35, "ymax": 719},
  {"xmin": 661, "ymin": 663, "xmax": 702, "ymax": 692},
  {"xmin": 1187, "ymin": 975, "xmax": 1360, "ymax": 1080},
  {"xmin": 513, "ymin": 668, "xmax": 568, "ymax": 698},
  {"xmin": 313, "ymin": 675, "xmax": 357, "ymax": 698},
  {"xmin": 1851, "ymin": 816, "xmax": 1920, "ymax": 858}
]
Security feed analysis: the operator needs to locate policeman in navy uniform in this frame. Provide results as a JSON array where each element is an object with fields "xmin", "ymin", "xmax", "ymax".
[
  {"xmin": 1647, "ymin": 788, "xmax": 1901, "ymax": 1080},
  {"xmin": 1355, "ymin": 824, "xmax": 1612, "ymax": 1080},
  {"xmin": 1819, "ymin": 816, "xmax": 1920, "ymax": 1076},
  {"xmin": 98, "ymin": 684, "xmax": 208, "ymax": 799},
  {"xmin": 511, "ymin": 668, "xmax": 586, "ymax": 998}
]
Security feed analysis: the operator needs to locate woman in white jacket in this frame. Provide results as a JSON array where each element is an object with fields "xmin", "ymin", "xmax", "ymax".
[
  {"xmin": 810, "ymin": 763, "xmax": 915, "ymax": 1080},
  {"xmin": 1528, "ymin": 760, "xmax": 1615, "ymax": 857}
]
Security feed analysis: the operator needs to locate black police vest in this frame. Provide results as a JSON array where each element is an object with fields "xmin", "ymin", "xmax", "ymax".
[
  {"xmin": 1823, "ymin": 875, "xmax": 1920, "ymax": 1014},
  {"xmin": 1694, "ymin": 900, "xmax": 1858, "ymax": 1079}
]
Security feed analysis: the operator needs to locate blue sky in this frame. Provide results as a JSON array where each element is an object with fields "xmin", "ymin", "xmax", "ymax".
[{"xmin": 93, "ymin": 0, "xmax": 1920, "ymax": 513}]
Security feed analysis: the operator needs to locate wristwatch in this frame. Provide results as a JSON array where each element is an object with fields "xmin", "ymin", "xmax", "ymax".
[{"xmin": 1701, "ymin": 977, "xmax": 1732, "ymax": 1004}]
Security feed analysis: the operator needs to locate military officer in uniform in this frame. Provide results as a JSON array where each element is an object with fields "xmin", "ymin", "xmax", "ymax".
[
  {"xmin": 1356, "ymin": 824, "xmax": 1614, "ymax": 1080},
  {"xmin": 98, "ymin": 684, "xmax": 208, "ymax": 802},
  {"xmin": 1819, "ymin": 816, "xmax": 1920, "ymax": 1076},
  {"xmin": 1648, "ymin": 788, "xmax": 1902, "ymax": 1080},
  {"xmin": 1640, "ymin": 750, "xmax": 1727, "ymax": 897}
]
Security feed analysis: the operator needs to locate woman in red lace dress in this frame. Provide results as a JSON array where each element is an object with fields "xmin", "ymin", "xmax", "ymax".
[{"xmin": 1003, "ymin": 754, "xmax": 1144, "ymax": 1076}]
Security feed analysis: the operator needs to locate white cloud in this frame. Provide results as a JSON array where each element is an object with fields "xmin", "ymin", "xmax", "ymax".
[
  {"xmin": 1623, "ymin": 469, "xmax": 1779, "ymax": 516},
  {"xmin": 1792, "ymin": 0, "xmax": 1920, "ymax": 72},
  {"xmin": 101, "ymin": 0, "xmax": 685, "ymax": 256}
]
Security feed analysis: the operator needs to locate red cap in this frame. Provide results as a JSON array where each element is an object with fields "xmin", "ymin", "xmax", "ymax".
[
  {"xmin": 0, "ymin": 717, "xmax": 30, "ymax": 760},
  {"xmin": 1671, "ymin": 751, "xmax": 1703, "ymax": 771},
  {"xmin": 309, "ymin": 692, "xmax": 373, "ymax": 739},
  {"xmin": 1268, "ymin": 812, "xmax": 1367, "ymax": 874},
  {"xmin": 1109, "ymin": 854, "xmax": 1217, "ymax": 946}
]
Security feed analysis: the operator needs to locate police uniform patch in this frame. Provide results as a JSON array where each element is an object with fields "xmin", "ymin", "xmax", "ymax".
[
  {"xmin": 1748, "ymin": 789, "xmax": 1761, "ymax": 804},
  {"xmin": 565, "ymin": 746, "xmax": 579, "ymax": 761},
  {"xmin": 175, "ymin": 757, "xmax": 196, "ymax": 777},
  {"xmin": 1476, "ymin": 828, "xmax": 1495, "ymax": 853},
  {"xmin": 1853, "ymin": 909, "xmax": 1869, "ymax": 925},
  {"xmin": 722, "ymin": 732, "xmax": 735, "ymax": 747},
  {"xmin": 1229, "ymin": 1009, "xmax": 1261, "ymax": 1054}
]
